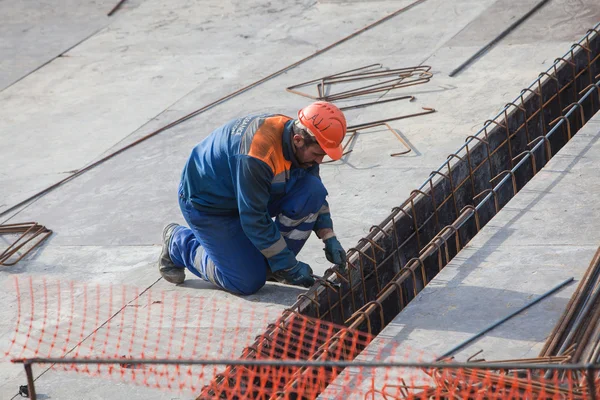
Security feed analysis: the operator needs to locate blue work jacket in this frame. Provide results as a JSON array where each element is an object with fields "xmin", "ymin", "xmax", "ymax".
[{"xmin": 180, "ymin": 114, "xmax": 333, "ymax": 272}]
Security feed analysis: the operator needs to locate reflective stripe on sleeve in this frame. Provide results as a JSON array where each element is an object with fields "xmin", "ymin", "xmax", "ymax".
[
  {"xmin": 282, "ymin": 229, "xmax": 312, "ymax": 241},
  {"xmin": 318, "ymin": 204, "xmax": 330, "ymax": 215},
  {"xmin": 278, "ymin": 213, "xmax": 318, "ymax": 228},
  {"xmin": 260, "ymin": 236, "xmax": 287, "ymax": 258}
]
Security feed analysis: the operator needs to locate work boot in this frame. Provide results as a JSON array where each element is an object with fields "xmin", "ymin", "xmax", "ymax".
[
  {"xmin": 266, "ymin": 267, "xmax": 278, "ymax": 283},
  {"xmin": 158, "ymin": 223, "xmax": 185, "ymax": 284}
]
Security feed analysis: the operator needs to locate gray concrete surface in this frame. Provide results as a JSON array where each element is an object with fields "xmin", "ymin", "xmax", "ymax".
[
  {"xmin": 321, "ymin": 114, "xmax": 600, "ymax": 399},
  {"xmin": 1, "ymin": 0, "xmax": 600, "ymax": 398}
]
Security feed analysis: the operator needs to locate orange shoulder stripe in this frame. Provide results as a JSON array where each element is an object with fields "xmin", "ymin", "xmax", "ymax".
[{"xmin": 247, "ymin": 116, "xmax": 292, "ymax": 176}]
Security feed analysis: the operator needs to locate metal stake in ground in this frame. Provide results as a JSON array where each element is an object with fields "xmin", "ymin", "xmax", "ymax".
[{"xmin": 436, "ymin": 277, "xmax": 574, "ymax": 361}]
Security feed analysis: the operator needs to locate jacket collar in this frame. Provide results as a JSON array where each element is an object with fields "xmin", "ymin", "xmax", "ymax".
[{"xmin": 282, "ymin": 120, "xmax": 301, "ymax": 168}]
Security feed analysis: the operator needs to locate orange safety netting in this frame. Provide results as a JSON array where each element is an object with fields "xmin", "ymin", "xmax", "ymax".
[{"xmin": 4, "ymin": 277, "xmax": 600, "ymax": 399}]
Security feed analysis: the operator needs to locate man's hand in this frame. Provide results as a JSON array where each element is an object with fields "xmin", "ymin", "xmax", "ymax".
[
  {"xmin": 272, "ymin": 261, "xmax": 315, "ymax": 288},
  {"xmin": 324, "ymin": 236, "xmax": 346, "ymax": 266}
]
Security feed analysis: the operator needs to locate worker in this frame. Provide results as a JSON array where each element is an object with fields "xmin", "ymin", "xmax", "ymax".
[{"xmin": 157, "ymin": 101, "xmax": 348, "ymax": 295}]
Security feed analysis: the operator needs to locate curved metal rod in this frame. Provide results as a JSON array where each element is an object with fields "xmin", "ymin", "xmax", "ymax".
[
  {"xmin": 282, "ymin": 309, "xmax": 317, "ymax": 327},
  {"xmin": 359, "ymin": 237, "xmax": 384, "ymax": 252},
  {"xmin": 538, "ymin": 70, "xmax": 559, "ymax": 84},
  {"xmin": 446, "ymin": 152, "xmax": 465, "ymax": 163},
  {"xmin": 460, "ymin": 205, "xmax": 481, "ymax": 231},
  {"xmin": 442, "ymin": 224, "xmax": 461, "ymax": 259},
  {"xmin": 549, "ymin": 115, "xmax": 573, "ymax": 141},
  {"xmin": 465, "ymin": 134, "xmax": 494, "ymax": 182},
  {"xmin": 505, "ymin": 101, "xmax": 526, "ymax": 112},
  {"xmin": 331, "ymin": 268, "xmax": 349, "ymax": 284},
  {"xmin": 424, "ymin": 234, "xmax": 445, "ymax": 252},
  {"xmin": 473, "ymin": 188, "xmax": 499, "ymax": 213},
  {"xmin": 398, "ymin": 266, "xmax": 419, "ymax": 297},
  {"xmin": 297, "ymin": 293, "xmax": 321, "ymax": 309},
  {"xmin": 391, "ymin": 206, "xmax": 413, "ymax": 220},
  {"xmin": 363, "ymin": 300, "xmax": 386, "ymax": 329},
  {"xmin": 520, "ymin": 87, "xmax": 542, "ymax": 99},
  {"xmin": 410, "ymin": 189, "xmax": 432, "ymax": 199},
  {"xmin": 521, "ymin": 86, "xmax": 548, "ymax": 134},
  {"xmin": 486, "ymin": 118, "xmax": 514, "ymax": 164},
  {"xmin": 407, "ymin": 253, "xmax": 428, "ymax": 271},
  {"xmin": 465, "ymin": 134, "xmax": 490, "ymax": 145},
  {"xmin": 490, "ymin": 169, "xmax": 517, "ymax": 195},
  {"xmin": 484, "ymin": 118, "xmax": 507, "ymax": 129},
  {"xmin": 513, "ymin": 150, "xmax": 537, "ymax": 175},
  {"xmin": 571, "ymin": 42, "xmax": 591, "ymax": 53},
  {"xmin": 504, "ymin": 103, "xmax": 532, "ymax": 147},
  {"xmin": 446, "ymin": 152, "xmax": 477, "ymax": 201},
  {"xmin": 425, "ymin": 180, "xmax": 441, "ymax": 231},
  {"xmin": 408, "ymin": 197, "xmax": 423, "ymax": 250},
  {"xmin": 369, "ymin": 225, "xmax": 390, "ymax": 237},
  {"xmin": 313, "ymin": 275, "xmax": 340, "ymax": 293},
  {"xmin": 378, "ymin": 279, "xmax": 406, "ymax": 309},
  {"xmin": 285, "ymin": 63, "xmax": 383, "ymax": 98},
  {"xmin": 412, "ymin": 254, "xmax": 430, "ymax": 286},
  {"xmin": 429, "ymin": 170, "xmax": 459, "ymax": 217},
  {"xmin": 528, "ymin": 135, "xmax": 552, "ymax": 161},
  {"xmin": 347, "ymin": 247, "xmax": 376, "ymax": 263},
  {"xmin": 554, "ymin": 56, "xmax": 576, "ymax": 67},
  {"xmin": 587, "ymin": 28, "xmax": 600, "ymax": 36},
  {"xmin": 579, "ymin": 82, "xmax": 600, "ymax": 99},
  {"xmin": 571, "ymin": 42, "xmax": 593, "ymax": 101},
  {"xmin": 344, "ymin": 305, "xmax": 373, "ymax": 334},
  {"xmin": 553, "ymin": 58, "xmax": 579, "ymax": 106},
  {"xmin": 424, "ymin": 238, "xmax": 447, "ymax": 272},
  {"xmin": 563, "ymin": 102, "xmax": 586, "ymax": 126}
]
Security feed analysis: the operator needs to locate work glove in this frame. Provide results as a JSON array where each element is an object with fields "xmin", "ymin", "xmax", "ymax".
[
  {"xmin": 324, "ymin": 236, "xmax": 347, "ymax": 266},
  {"xmin": 272, "ymin": 261, "xmax": 315, "ymax": 288}
]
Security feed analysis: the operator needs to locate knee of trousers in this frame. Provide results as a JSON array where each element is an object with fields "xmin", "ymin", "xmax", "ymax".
[
  {"xmin": 193, "ymin": 246, "xmax": 266, "ymax": 295},
  {"xmin": 237, "ymin": 277, "xmax": 266, "ymax": 295}
]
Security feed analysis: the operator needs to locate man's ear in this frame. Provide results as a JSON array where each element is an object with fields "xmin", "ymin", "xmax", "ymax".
[{"xmin": 292, "ymin": 134, "xmax": 304, "ymax": 147}]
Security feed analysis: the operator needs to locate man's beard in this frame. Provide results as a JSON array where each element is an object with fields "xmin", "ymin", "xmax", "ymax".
[
  {"xmin": 296, "ymin": 145, "xmax": 316, "ymax": 168},
  {"xmin": 300, "ymin": 161, "xmax": 317, "ymax": 169}
]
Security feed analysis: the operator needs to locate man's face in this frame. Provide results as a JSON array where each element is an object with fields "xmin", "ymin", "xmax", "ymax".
[{"xmin": 293, "ymin": 134, "xmax": 327, "ymax": 168}]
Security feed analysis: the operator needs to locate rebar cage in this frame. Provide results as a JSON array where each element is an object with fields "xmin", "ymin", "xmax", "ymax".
[{"xmin": 200, "ymin": 24, "xmax": 600, "ymax": 398}]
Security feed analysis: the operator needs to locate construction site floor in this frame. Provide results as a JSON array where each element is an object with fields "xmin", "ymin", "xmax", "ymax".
[
  {"xmin": 2, "ymin": 0, "xmax": 600, "ymax": 398},
  {"xmin": 322, "ymin": 112, "xmax": 600, "ymax": 399}
]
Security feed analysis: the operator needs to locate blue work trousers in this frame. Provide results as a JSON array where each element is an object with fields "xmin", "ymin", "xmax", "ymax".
[{"xmin": 168, "ymin": 175, "xmax": 327, "ymax": 295}]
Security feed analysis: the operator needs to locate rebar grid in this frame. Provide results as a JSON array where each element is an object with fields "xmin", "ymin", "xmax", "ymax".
[{"xmin": 200, "ymin": 24, "xmax": 600, "ymax": 399}]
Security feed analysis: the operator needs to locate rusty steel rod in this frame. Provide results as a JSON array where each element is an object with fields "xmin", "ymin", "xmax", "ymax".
[
  {"xmin": 0, "ymin": 0, "xmax": 431, "ymax": 221},
  {"xmin": 0, "ymin": 223, "xmax": 52, "ymax": 266},
  {"xmin": 449, "ymin": 0, "xmax": 551, "ymax": 77},
  {"xmin": 347, "ymin": 107, "xmax": 435, "ymax": 131},
  {"xmin": 437, "ymin": 277, "xmax": 573, "ymax": 361},
  {"xmin": 107, "ymin": 0, "xmax": 127, "ymax": 16}
]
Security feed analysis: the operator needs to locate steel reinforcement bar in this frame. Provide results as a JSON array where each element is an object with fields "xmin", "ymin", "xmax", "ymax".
[{"xmin": 200, "ymin": 24, "xmax": 600, "ymax": 399}]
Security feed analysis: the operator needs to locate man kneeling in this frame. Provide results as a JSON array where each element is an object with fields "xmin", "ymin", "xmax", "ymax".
[{"xmin": 157, "ymin": 102, "xmax": 347, "ymax": 295}]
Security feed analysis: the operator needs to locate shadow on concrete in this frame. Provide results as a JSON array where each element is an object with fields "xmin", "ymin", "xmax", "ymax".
[
  {"xmin": 446, "ymin": 130, "xmax": 600, "ymax": 290},
  {"xmin": 373, "ymin": 126, "xmax": 600, "ymax": 362},
  {"xmin": 179, "ymin": 277, "xmax": 306, "ymax": 306}
]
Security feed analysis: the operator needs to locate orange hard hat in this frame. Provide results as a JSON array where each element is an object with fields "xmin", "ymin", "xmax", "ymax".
[{"xmin": 297, "ymin": 101, "xmax": 347, "ymax": 160}]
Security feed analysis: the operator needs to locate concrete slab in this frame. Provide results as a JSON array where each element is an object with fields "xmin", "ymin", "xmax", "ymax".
[
  {"xmin": 0, "ymin": 0, "xmax": 115, "ymax": 92},
  {"xmin": 0, "ymin": 0, "xmax": 403, "ymax": 215},
  {"xmin": 321, "ymin": 114, "xmax": 600, "ymax": 398},
  {"xmin": 1, "ymin": 0, "xmax": 600, "ymax": 398}
]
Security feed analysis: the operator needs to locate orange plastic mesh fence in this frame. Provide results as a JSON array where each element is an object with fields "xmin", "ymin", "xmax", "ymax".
[
  {"xmin": 5, "ymin": 277, "xmax": 600, "ymax": 399},
  {"xmin": 3, "ymin": 277, "xmax": 373, "ymax": 395}
]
